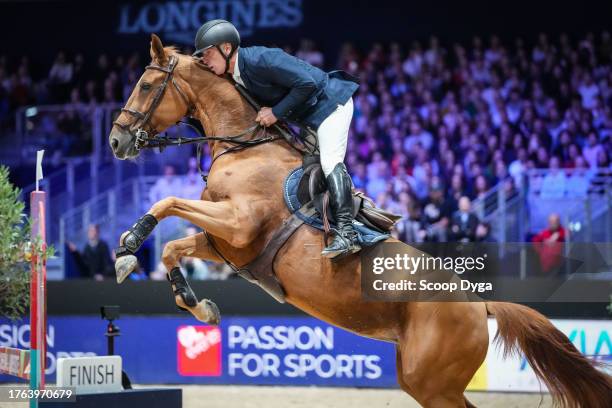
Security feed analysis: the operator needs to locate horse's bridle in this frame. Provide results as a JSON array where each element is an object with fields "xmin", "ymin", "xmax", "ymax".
[
  {"xmin": 113, "ymin": 55, "xmax": 195, "ymax": 150},
  {"xmin": 112, "ymin": 54, "xmax": 314, "ymax": 183}
]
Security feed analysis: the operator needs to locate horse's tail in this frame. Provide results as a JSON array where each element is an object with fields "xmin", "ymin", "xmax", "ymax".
[{"xmin": 486, "ymin": 302, "xmax": 612, "ymax": 407}]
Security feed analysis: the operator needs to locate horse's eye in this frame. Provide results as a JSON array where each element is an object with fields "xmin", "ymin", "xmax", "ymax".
[{"xmin": 141, "ymin": 82, "xmax": 152, "ymax": 91}]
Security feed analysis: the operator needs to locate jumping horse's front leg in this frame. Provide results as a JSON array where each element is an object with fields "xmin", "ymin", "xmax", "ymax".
[
  {"xmin": 114, "ymin": 196, "xmax": 263, "ymax": 324},
  {"xmin": 114, "ymin": 213, "xmax": 158, "ymax": 283},
  {"xmin": 114, "ymin": 196, "xmax": 191, "ymax": 281}
]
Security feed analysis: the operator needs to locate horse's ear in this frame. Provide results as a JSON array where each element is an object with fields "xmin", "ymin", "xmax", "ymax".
[{"xmin": 150, "ymin": 33, "xmax": 167, "ymax": 64}]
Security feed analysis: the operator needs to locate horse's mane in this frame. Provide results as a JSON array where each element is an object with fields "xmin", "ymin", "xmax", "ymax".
[
  {"xmin": 164, "ymin": 45, "xmax": 181, "ymax": 55},
  {"xmin": 161, "ymin": 45, "xmax": 214, "ymax": 74}
]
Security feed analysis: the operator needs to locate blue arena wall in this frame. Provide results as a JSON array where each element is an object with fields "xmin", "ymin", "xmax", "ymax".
[{"xmin": 1, "ymin": 316, "xmax": 610, "ymax": 390}]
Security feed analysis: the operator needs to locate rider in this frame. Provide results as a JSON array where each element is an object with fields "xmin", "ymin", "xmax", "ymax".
[{"xmin": 193, "ymin": 19, "xmax": 360, "ymax": 259}]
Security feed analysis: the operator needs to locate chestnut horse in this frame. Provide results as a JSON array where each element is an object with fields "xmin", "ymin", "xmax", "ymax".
[{"xmin": 109, "ymin": 35, "xmax": 611, "ymax": 407}]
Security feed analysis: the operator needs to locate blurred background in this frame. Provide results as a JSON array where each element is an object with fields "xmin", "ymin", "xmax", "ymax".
[
  {"xmin": 1, "ymin": 0, "xmax": 610, "ymax": 281},
  {"xmin": 0, "ymin": 1, "xmax": 610, "ymax": 400}
]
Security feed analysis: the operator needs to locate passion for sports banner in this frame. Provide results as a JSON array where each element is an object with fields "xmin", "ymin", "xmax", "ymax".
[{"xmin": 0, "ymin": 316, "xmax": 610, "ymax": 391}]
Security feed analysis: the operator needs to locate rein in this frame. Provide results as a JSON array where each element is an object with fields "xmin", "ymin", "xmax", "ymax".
[
  {"xmin": 114, "ymin": 54, "xmax": 287, "ymax": 181},
  {"xmin": 143, "ymin": 121, "xmax": 281, "ymax": 182}
]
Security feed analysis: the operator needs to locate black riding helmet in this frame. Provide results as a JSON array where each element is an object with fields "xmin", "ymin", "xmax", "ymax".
[{"xmin": 193, "ymin": 19, "xmax": 240, "ymax": 74}]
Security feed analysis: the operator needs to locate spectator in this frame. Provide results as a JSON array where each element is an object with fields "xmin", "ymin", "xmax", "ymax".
[
  {"xmin": 48, "ymin": 52, "xmax": 73, "ymax": 102},
  {"xmin": 366, "ymin": 161, "xmax": 389, "ymax": 199},
  {"xmin": 582, "ymin": 132, "xmax": 603, "ymax": 169},
  {"xmin": 182, "ymin": 157, "xmax": 204, "ymax": 200},
  {"xmin": 508, "ymin": 148, "xmax": 527, "ymax": 188},
  {"xmin": 540, "ymin": 156, "xmax": 567, "ymax": 198},
  {"xmin": 182, "ymin": 256, "xmax": 212, "ymax": 280},
  {"xmin": 475, "ymin": 221, "xmax": 494, "ymax": 242},
  {"xmin": 473, "ymin": 175, "xmax": 489, "ymax": 200},
  {"xmin": 295, "ymin": 39, "xmax": 324, "ymax": 68},
  {"xmin": 150, "ymin": 251, "xmax": 214, "ymax": 281},
  {"xmin": 3, "ymin": 30, "xmax": 612, "ymax": 251},
  {"xmin": 394, "ymin": 202, "xmax": 426, "ymax": 243},
  {"xmin": 566, "ymin": 156, "xmax": 593, "ymax": 197},
  {"xmin": 68, "ymin": 224, "xmax": 114, "ymax": 280},
  {"xmin": 578, "ymin": 74, "xmax": 599, "ymax": 109},
  {"xmin": 421, "ymin": 179, "xmax": 452, "ymax": 242},
  {"xmin": 595, "ymin": 149, "xmax": 610, "ymax": 169},
  {"xmin": 148, "ymin": 164, "xmax": 183, "ymax": 206},
  {"xmin": 403, "ymin": 121, "xmax": 433, "ymax": 152},
  {"xmin": 351, "ymin": 162, "xmax": 367, "ymax": 191},
  {"xmin": 532, "ymin": 213, "xmax": 567, "ymax": 274},
  {"xmin": 449, "ymin": 196, "xmax": 479, "ymax": 242}
]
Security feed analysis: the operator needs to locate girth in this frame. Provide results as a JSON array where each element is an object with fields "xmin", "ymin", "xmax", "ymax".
[{"xmin": 205, "ymin": 202, "xmax": 317, "ymax": 303}]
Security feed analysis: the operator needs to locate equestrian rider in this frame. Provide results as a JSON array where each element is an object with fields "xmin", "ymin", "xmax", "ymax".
[{"xmin": 193, "ymin": 19, "xmax": 360, "ymax": 259}]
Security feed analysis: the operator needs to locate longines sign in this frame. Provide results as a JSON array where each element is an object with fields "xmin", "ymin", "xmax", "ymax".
[{"xmin": 118, "ymin": 0, "xmax": 303, "ymax": 43}]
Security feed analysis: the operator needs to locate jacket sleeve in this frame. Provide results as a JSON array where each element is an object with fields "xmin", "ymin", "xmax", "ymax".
[{"xmin": 254, "ymin": 50, "xmax": 319, "ymax": 119}]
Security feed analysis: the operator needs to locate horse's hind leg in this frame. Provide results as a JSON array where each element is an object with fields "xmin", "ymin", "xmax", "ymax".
[
  {"xmin": 160, "ymin": 232, "xmax": 224, "ymax": 324},
  {"xmin": 395, "ymin": 348, "xmax": 476, "ymax": 407},
  {"xmin": 396, "ymin": 302, "xmax": 488, "ymax": 408}
]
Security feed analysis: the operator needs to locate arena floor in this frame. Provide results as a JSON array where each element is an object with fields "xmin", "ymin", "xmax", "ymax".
[{"xmin": 174, "ymin": 385, "xmax": 554, "ymax": 408}]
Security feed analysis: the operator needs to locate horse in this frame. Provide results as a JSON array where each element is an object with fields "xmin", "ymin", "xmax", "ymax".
[{"xmin": 108, "ymin": 34, "xmax": 611, "ymax": 408}]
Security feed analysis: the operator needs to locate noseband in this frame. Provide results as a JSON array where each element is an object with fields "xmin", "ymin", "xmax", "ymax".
[{"xmin": 113, "ymin": 55, "xmax": 194, "ymax": 150}]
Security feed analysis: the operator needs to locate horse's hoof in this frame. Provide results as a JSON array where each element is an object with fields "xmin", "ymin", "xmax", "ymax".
[
  {"xmin": 204, "ymin": 299, "xmax": 221, "ymax": 325},
  {"xmin": 115, "ymin": 255, "xmax": 138, "ymax": 284},
  {"xmin": 190, "ymin": 299, "xmax": 221, "ymax": 325}
]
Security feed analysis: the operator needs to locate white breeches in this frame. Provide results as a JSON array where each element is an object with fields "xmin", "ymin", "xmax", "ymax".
[{"xmin": 316, "ymin": 97, "xmax": 354, "ymax": 176}]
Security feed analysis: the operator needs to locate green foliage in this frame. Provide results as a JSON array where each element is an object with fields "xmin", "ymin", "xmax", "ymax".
[{"xmin": 0, "ymin": 165, "xmax": 52, "ymax": 320}]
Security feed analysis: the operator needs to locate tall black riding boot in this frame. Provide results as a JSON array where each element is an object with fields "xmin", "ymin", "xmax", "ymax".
[{"xmin": 321, "ymin": 163, "xmax": 360, "ymax": 259}]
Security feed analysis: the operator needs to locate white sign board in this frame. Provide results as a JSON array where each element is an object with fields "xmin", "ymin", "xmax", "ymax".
[
  {"xmin": 57, "ymin": 356, "xmax": 122, "ymax": 394},
  {"xmin": 467, "ymin": 318, "xmax": 612, "ymax": 392}
]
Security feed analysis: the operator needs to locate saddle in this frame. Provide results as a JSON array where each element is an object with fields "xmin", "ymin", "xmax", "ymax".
[
  {"xmin": 297, "ymin": 155, "xmax": 401, "ymax": 233},
  {"xmin": 237, "ymin": 155, "xmax": 400, "ymax": 303}
]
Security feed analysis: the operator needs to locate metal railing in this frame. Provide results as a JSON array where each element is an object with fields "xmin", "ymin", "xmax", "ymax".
[
  {"xmin": 471, "ymin": 168, "xmax": 611, "ymax": 279},
  {"xmin": 12, "ymin": 102, "xmax": 196, "ymax": 276},
  {"xmin": 472, "ymin": 178, "xmax": 525, "ymax": 246},
  {"xmin": 526, "ymin": 168, "xmax": 611, "ymax": 242},
  {"xmin": 58, "ymin": 175, "xmax": 195, "ymax": 278},
  {"xmin": 472, "ymin": 168, "xmax": 611, "ymax": 243}
]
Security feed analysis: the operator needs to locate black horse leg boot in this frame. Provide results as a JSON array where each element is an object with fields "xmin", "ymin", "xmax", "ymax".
[{"xmin": 321, "ymin": 163, "xmax": 360, "ymax": 259}]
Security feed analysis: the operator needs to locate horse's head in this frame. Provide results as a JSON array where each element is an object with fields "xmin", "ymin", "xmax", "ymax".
[{"xmin": 110, "ymin": 34, "xmax": 194, "ymax": 159}]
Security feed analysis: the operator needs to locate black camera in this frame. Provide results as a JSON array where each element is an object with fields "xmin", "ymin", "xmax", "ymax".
[{"xmin": 100, "ymin": 305, "xmax": 120, "ymax": 321}]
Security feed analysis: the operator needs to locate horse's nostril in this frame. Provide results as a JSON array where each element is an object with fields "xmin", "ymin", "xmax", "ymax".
[{"xmin": 111, "ymin": 137, "xmax": 119, "ymax": 151}]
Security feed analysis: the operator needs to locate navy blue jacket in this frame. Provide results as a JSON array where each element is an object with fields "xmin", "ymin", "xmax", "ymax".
[{"xmin": 236, "ymin": 46, "xmax": 359, "ymax": 129}]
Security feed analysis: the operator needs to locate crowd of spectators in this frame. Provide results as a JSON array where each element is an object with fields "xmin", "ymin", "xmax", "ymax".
[
  {"xmin": 340, "ymin": 32, "xmax": 611, "ymax": 243},
  {"xmin": 4, "ymin": 31, "xmax": 612, "ymax": 279}
]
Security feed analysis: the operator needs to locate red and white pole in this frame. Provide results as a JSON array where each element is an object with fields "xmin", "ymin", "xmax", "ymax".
[{"xmin": 29, "ymin": 151, "xmax": 47, "ymax": 407}]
